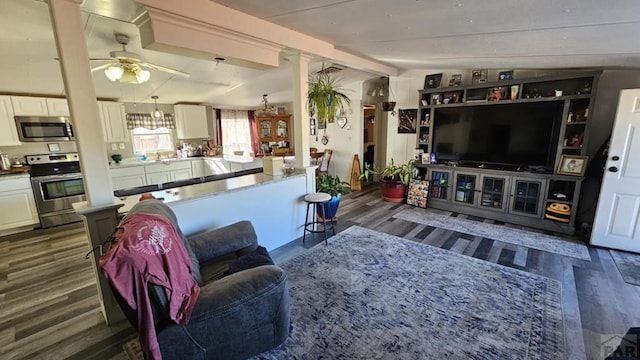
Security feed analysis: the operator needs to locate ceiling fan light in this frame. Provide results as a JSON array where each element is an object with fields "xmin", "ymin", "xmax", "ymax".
[
  {"xmin": 119, "ymin": 69, "xmax": 138, "ymax": 83},
  {"xmin": 104, "ymin": 66, "xmax": 124, "ymax": 81},
  {"xmin": 136, "ymin": 69, "xmax": 150, "ymax": 83}
]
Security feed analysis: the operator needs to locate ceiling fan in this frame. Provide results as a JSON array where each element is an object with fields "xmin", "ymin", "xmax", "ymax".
[{"xmin": 90, "ymin": 33, "xmax": 190, "ymax": 84}]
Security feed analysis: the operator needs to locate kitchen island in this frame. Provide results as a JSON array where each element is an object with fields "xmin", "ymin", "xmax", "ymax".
[{"xmin": 112, "ymin": 169, "xmax": 310, "ymax": 251}]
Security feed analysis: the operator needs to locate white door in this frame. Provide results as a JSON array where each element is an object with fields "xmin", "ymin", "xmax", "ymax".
[{"xmin": 591, "ymin": 89, "xmax": 640, "ymax": 252}]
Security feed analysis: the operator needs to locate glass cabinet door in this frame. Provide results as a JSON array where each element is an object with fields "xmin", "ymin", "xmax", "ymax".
[
  {"xmin": 453, "ymin": 173, "xmax": 477, "ymax": 206},
  {"xmin": 276, "ymin": 119, "xmax": 288, "ymax": 138},
  {"xmin": 509, "ymin": 178, "xmax": 546, "ymax": 218},
  {"xmin": 260, "ymin": 119, "xmax": 272, "ymax": 139},
  {"xmin": 479, "ymin": 175, "xmax": 508, "ymax": 212},
  {"xmin": 428, "ymin": 170, "xmax": 451, "ymax": 201}
]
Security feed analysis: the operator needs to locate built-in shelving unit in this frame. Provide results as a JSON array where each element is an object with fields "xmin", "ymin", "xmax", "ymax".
[{"xmin": 414, "ymin": 72, "xmax": 600, "ymax": 235}]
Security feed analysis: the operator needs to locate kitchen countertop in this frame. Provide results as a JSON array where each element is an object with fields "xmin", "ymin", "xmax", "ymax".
[
  {"xmin": 116, "ymin": 169, "xmax": 305, "ymax": 213},
  {"xmin": 0, "ymin": 166, "xmax": 30, "ymax": 176},
  {"xmin": 109, "ymin": 155, "xmax": 262, "ymax": 169}
]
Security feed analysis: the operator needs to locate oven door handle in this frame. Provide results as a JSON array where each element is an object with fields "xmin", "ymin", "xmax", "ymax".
[{"xmin": 31, "ymin": 174, "xmax": 83, "ymax": 182}]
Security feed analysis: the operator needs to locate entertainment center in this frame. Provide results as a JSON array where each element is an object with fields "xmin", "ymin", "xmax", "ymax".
[{"xmin": 415, "ymin": 72, "xmax": 600, "ymax": 235}]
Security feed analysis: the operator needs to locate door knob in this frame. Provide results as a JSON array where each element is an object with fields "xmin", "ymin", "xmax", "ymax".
[
  {"xmin": 611, "ymin": 156, "xmax": 620, "ymax": 161},
  {"xmin": 608, "ymin": 166, "xmax": 619, "ymax": 172}
]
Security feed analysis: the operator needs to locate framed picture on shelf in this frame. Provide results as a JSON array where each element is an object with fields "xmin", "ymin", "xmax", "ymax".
[
  {"xmin": 431, "ymin": 93, "xmax": 442, "ymax": 105},
  {"xmin": 398, "ymin": 109, "xmax": 417, "ymax": 133},
  {"xmin": 424, "ymin": 73, "xmax": 443, "ymax": 89},
  {"xmin": 472, "ymin": 69, "xmax": 488, "ymax": 84},
  {"xmin": 277, "ymin": 106, "xmax": 286, "ymax": 114},
  {"xmin": 556, "ymin": 155, "xmax": 588, "ymax": 176},
  {"xmin": 499, "ymin": 70, "xmax": 514, "ymax": 81},
  {"xmin": 449, "ymin": 74, "xmax": 462, "ymax": 87}
]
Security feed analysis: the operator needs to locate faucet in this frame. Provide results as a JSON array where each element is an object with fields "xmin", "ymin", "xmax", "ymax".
[{"xmin": 156, "ymin": 151, "xmax": 161, "ymax": 161}]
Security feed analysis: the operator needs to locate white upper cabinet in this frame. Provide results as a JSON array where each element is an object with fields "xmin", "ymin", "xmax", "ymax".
[
  {"xmin": 0, "ymin": 96, "xmax": 21, "ymax": 146},
  {"xmin": 45, "ymin": 98, "xmax": 70, "ymax": 116},
  {"xmin": 11, "ymin": 96, "xmax": 49, "ymax": 116},
  {"xmin": 11, "ymin": 96, "xmax": 69, "ymax": 116},
  {"xmin": 174, "ymin": 105, "xmax": 208, "ymax": 139},
  {"xmin": 99, "ymin": 101, "xmax": 128, "ymax": 142}
]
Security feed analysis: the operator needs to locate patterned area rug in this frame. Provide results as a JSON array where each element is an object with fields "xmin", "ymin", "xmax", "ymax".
[
  {"xmin": 254, "ymin": 226, "xmax": 564, "ymax": 359},
  {"xmin": 610, "ymin": 250, "xmax": 640, "ymax": 286},
  {"xmin": 393, "ymin": 207, "xmax": 591, "ymax": 261}
]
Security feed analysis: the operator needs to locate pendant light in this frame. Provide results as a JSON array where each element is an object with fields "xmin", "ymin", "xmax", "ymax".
[{"xmin": 150, "ymin": 96, "xmax": 164, "ymax": 121}]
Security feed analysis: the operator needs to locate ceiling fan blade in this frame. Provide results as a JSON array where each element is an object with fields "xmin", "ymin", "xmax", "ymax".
[
  {"xmin": 91, "ymin": 63, "xmax": 116, "ymax": 72},
  {"xmin": 139, "ymin": 62, "xmax": 190, "ymax": 77},
  {"xmin": 89, "ymin": 57, "xmax": 117, "ymax": 62}
]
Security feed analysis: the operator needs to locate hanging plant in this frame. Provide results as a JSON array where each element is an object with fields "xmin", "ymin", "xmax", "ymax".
[{"xmin": 307, "ymin": 71, "xmax": 351, "ymax": 126}]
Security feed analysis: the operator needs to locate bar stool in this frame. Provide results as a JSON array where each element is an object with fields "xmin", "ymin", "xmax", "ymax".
[{"xmin": 303, "ymin": 192, "xmax": 335, "ymax": 245}]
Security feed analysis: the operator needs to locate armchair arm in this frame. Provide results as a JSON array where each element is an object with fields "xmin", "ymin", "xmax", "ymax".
[
  {"xmin": 157, "ymin": 265, "xmax": 290, "ymax": 360},
  {"xmin": 187, "ymin": 221, "xmax": 258, "ymax": 263}
]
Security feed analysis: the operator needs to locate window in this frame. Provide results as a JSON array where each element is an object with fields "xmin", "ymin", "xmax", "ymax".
[
  {"xmin": 220, "ymin": 110, "xmax": 252, "ymax": 156},
  {"xmin": 131, "ymin": 127, "xmax": 174, "ymax": 154}
]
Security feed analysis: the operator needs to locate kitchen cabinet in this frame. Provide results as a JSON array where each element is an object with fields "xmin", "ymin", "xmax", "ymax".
[
  {"xmin": 175, "ymin": 105, "xmax": 208, "ymax": 139},
  {"xmin": 11, "ymin": 96, "xmax": 49, "ymax": 116},
  {"xmin": 145, "ymin": 161, "xmax": 193, "ymax": 185},
  {"xmin": 110, "ymin": 166, "xmax": 146, "ymax": 191},
  {"xmin": 11, "ymin": 96, "xmax": 69, "ymax": 116},
  {"xmin": 45, "ymin": 98, "xmax": 70, "ymax": 116},
  {"xmin": 256, "ymin": 114, "xmax": 292, "ymax": 155},
  {"xmin": 203, "ymin": 158, "xmax": 231, "ymax": 175},
  {"xmin": 0, "ymin": 175, "xmax": 39, "ymax": 233},
  {"xmin": 0, "ymin": 96, "xmax": 21, "ymax": 146},
  {"xmin": 99, "ymin": 101, "xmax": 128, "ymax": 142},
  {"xmin": 191, "ymin": 158, "xmax": 205, "ymax": 178}
]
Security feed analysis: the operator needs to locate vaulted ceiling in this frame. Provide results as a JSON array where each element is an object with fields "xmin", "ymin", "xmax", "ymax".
[{"xmin": 2, "ymin": 0, "xmax": 639, "ymax": 108}]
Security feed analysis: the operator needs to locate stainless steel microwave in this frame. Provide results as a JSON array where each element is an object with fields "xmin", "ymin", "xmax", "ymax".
[{"xmin": 14, "ymin": 116, "xmax": 75, "ymax": 142}]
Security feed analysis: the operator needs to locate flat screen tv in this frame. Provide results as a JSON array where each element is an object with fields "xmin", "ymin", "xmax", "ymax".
[{"xmin": 432, "ymin": 101, "xmax": 563, "ymax": 169}]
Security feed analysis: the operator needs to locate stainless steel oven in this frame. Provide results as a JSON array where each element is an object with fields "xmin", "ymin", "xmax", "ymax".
[{"xmin": 26, "ymin": 153, "xmax": 85, "ymax": 228}]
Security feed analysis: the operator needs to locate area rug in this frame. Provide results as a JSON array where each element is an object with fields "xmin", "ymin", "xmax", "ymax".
[
  {"xmin": 253, "ymin": 225, "xmax": 564, "ymax": 359},
  {"xmin": 393, "ymin": 207, "xmax": 591, "ymax": 261},
  {"xmin": 610, "ymin": 250, "xmax": 640, "ymax": 286}
]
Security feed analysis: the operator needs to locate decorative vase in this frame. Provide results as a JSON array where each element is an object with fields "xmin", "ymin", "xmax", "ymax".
[
  {"xmin": 317, "ymin": 193, "xmax": 342, "ymax": 220},
  {"xmin": 380, "ymin": 180, "xmax": 406, "ymax": 203},
  {"xmin": 111, "ymin": 154, "xmax": 122, "ymax": 164}
]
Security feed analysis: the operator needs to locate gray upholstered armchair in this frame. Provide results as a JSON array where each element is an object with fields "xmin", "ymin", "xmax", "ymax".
[{"xmin": 110, "ymin": 200, "xmax": 290, "ymax": 360}]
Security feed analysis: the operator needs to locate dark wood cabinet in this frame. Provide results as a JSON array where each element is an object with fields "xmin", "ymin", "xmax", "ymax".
[{"xmin": 256, "ymin": 114, "xmax": 293, "ymax": 155}]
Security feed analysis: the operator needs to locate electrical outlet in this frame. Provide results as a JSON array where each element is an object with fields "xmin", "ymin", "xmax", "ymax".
[
  {"xmin": 111, "ymin": 143, "xmax": 117, "ymax": 151},
  {"xmin": 119, "ymin": 143, "xmax": 125, "ymax": 150}
]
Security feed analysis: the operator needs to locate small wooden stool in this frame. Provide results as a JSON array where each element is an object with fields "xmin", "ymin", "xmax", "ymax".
[{"xmin": 303, "ymin": 192, "xmax": 335, "ymax": 245}]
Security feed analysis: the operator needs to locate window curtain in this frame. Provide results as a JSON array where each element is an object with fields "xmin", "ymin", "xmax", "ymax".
[
  {"xmin": 125, "ymin": 113, "xmax": 175, "ymax": 130},
  {"xmin": 248, "ymin": 110, "xmax": 258, "ymax": 155},
  {"xmin": 220, "ymin": 110, "xmax": 252, "ymax": 156},
  {"xmin": 215, "ymin": 109, "xmax": 222, "ymax": 145}
]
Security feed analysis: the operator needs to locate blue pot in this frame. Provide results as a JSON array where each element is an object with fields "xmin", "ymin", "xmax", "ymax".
[{"xmin": 317, "ymin": 193, "xmax": 342, "ymax": 219}]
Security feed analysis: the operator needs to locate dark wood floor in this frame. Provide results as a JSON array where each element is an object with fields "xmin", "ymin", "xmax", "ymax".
[{"xmin": 1, "ymin": 186, "xmax": 638, "ymax": 359}]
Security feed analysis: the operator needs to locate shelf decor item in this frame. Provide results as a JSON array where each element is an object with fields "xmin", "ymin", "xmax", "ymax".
[
  {"xmin": 449, "ymin": 74, "xmax": 462, "ymax": 87},
  {"xmin": 424, "ymin": 73, "xmax": 443, "ymax": 89},
  {"xmin": 472, "ymin": 69, "xmax": 488, "ymax": 84},
  {"xmin": 398, "ymin": 109, "xmax": 417, "ymax": 133},
  {"xmin": 556, "ymin": 155, "xmax": 588, "ymax": 176},
  {"xmin": 499, "ymin": 70, "xmax": 514, "ymax": 81}
]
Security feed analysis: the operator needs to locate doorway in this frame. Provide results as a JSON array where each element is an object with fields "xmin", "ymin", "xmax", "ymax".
[{"xmin": 363, "ymin": 105, "xmax": 376, "ymax": 171}]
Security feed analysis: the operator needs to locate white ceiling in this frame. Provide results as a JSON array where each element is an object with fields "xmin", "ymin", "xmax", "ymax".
[{"xmin": 2, "ymin": 0, "xmax": 639, "ymax": 108}]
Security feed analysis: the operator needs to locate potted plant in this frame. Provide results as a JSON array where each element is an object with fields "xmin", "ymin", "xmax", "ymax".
[
  {"xmin": 316, "ymin": 174, "xmax": 351, "ymax": 220},
  {"xmin": 359, "ymin": 158, "xmax": 414, "ymax": 203},
  {"xmin": 307, "ymin": 71, "xmax": 351, "ymax": 126}
]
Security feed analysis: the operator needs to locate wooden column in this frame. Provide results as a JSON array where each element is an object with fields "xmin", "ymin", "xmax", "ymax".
[{"xmin": 289, "ymin": 53, "xmax": 313, "ymax": 169}]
